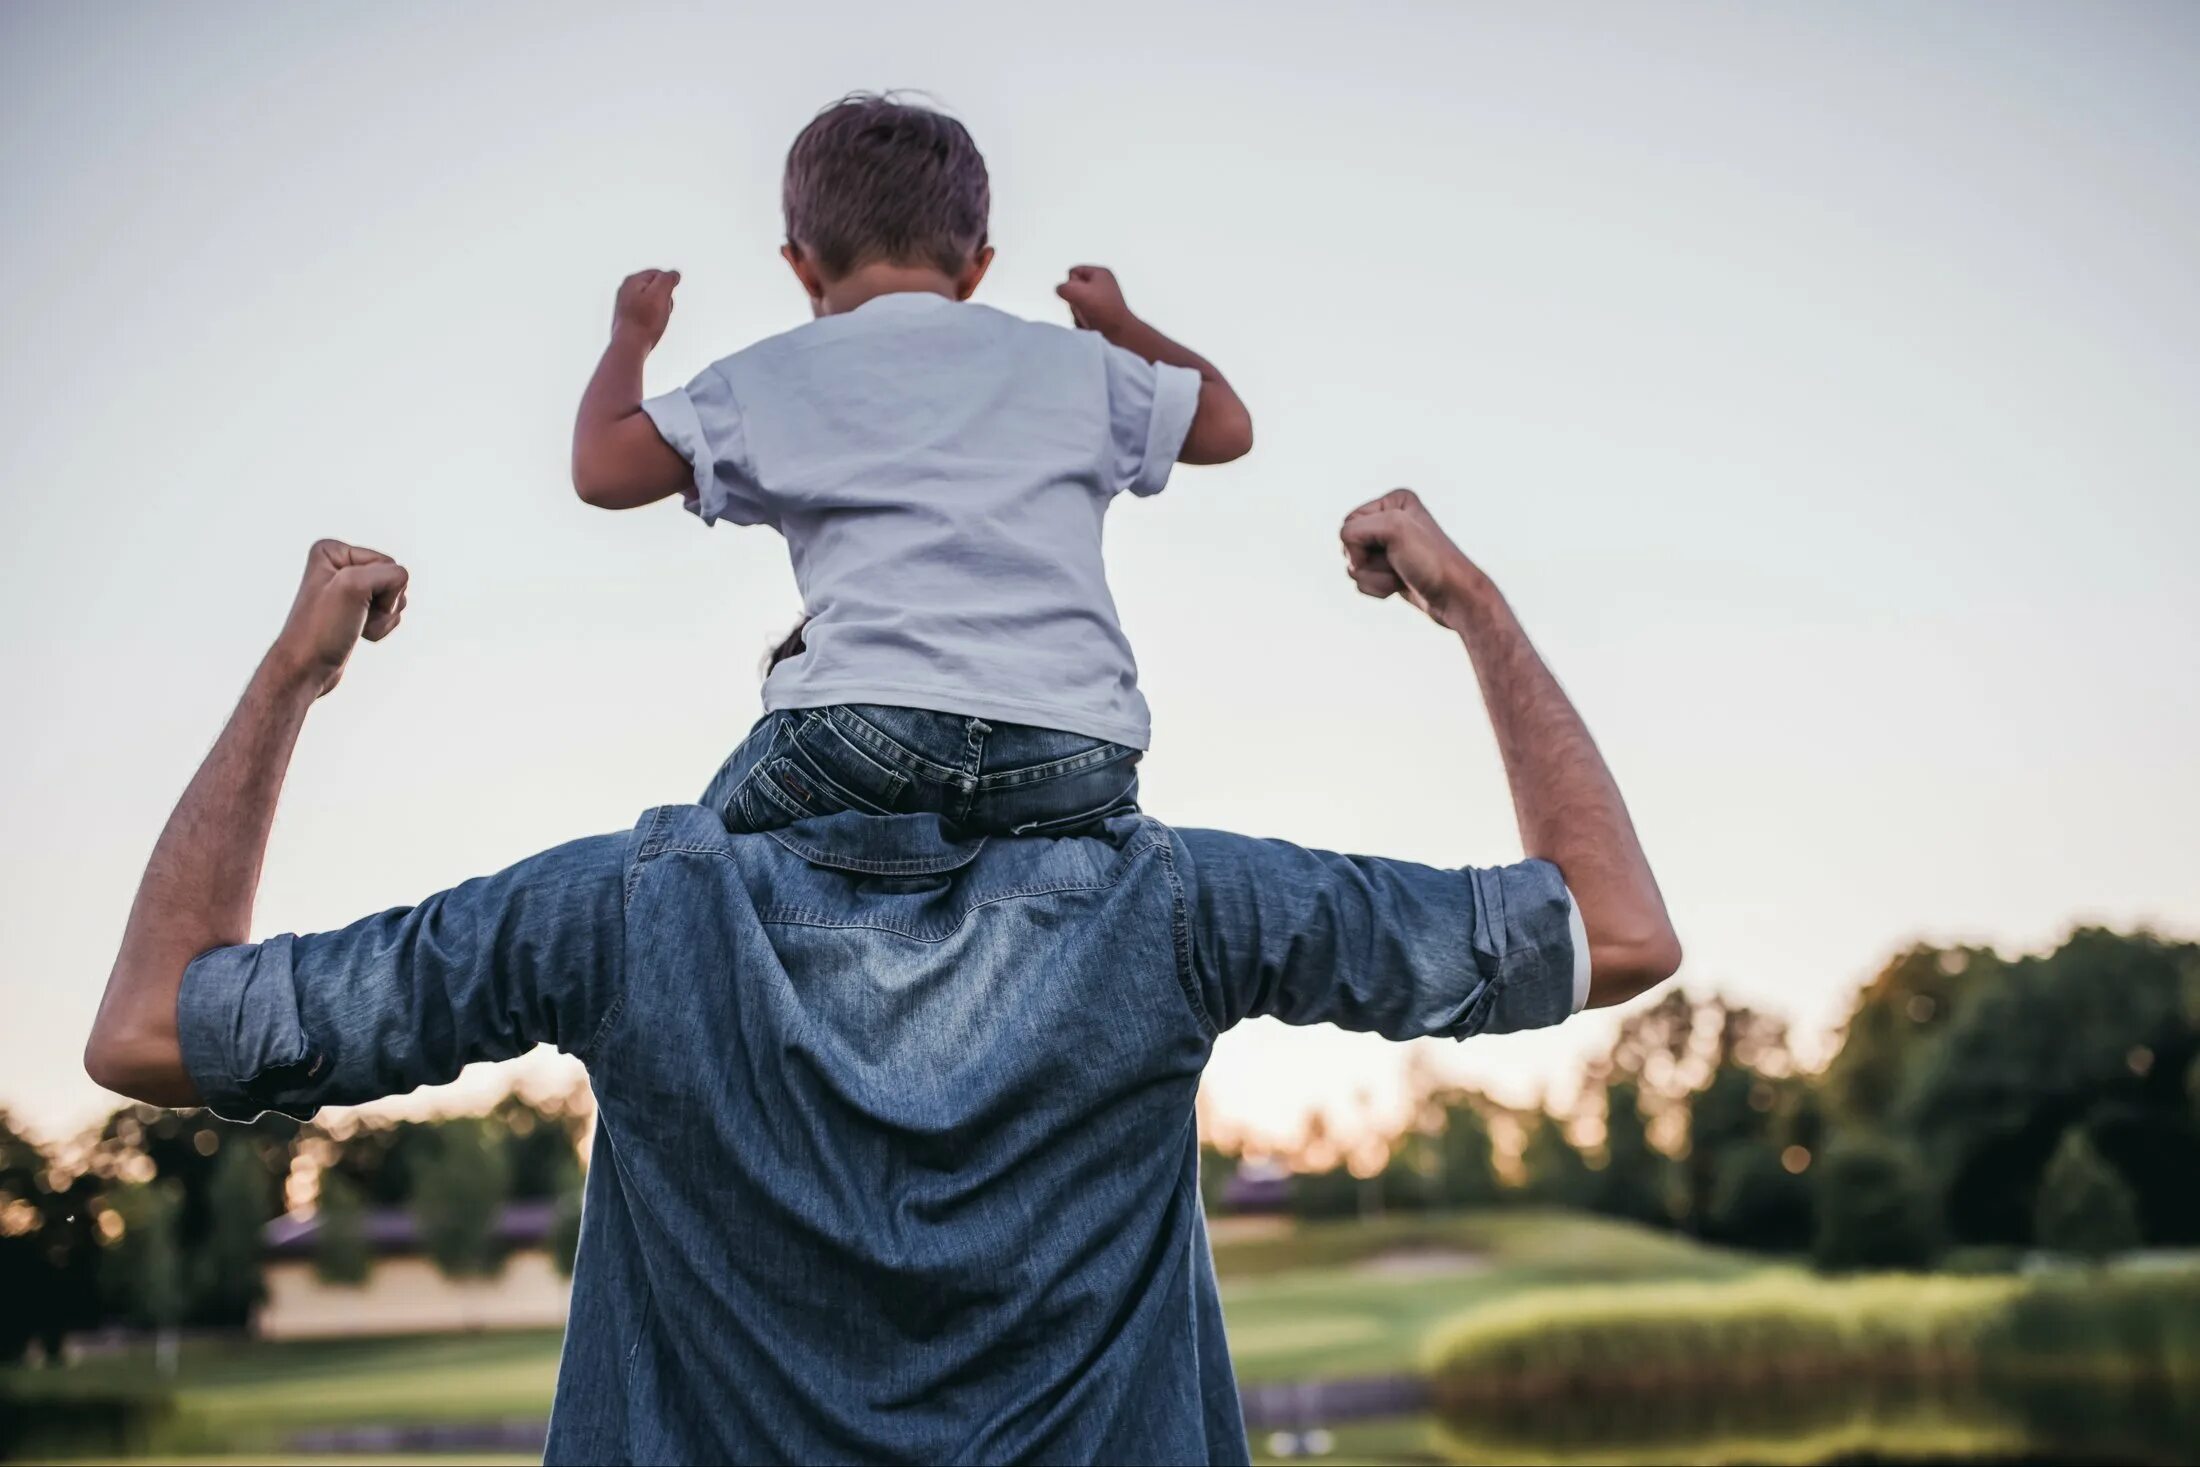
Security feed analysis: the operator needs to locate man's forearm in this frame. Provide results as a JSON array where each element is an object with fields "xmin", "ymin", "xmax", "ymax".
[
  {"xmin": 86, "ymin": 656, "xmax": 316, "ymax": 1103},
  {"xmin": 1442, "ymin": 572, "xmax": 1680, "ymax": 1005}
]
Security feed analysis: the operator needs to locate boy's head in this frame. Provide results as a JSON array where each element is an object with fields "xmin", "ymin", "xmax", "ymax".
[{"xmin": 781, "ymin": 93, "xmax": 992, "ymax": 308}]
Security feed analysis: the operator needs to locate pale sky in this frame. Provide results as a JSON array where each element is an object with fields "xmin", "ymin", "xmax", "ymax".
[{"xmin": 4, "ymin": 1, "xmax": 2196, "ymax": 1151}]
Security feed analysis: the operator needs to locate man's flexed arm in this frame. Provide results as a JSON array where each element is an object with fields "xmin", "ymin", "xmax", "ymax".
[
  {"xmin": 85, "ymin": 542, "xmax": 408, "ymax": 1104},
  {"xmin": 1341, "ymin": 491, "xmax": 1681, "ymax": 1007}
]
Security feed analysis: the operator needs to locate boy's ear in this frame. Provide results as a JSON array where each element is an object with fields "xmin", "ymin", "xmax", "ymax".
[
  {"xmin": 781, "ymin": 243, "xmax": 827, "ymax": 313},
  {"xmin": 955, "ymin": 244, "xmax": 995, "ymax": 301}
]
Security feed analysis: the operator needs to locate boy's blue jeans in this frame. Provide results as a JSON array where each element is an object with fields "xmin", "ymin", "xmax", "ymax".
[{"xmin": 703, "ymin": 704, "xmax": 1142, "ymax": 837}]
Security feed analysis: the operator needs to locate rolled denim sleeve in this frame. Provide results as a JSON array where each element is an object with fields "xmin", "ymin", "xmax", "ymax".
[
  {"xmin": 177, "ymin": 830, "xmax": 634, "ymax": 1122},
  {"xmin": 640, "ymin": 363, "xmax": 773, "ymax": 528},
  {"xmin": 1174, "ymin": 829, "xmax": 1579, "ymax": 1040}
]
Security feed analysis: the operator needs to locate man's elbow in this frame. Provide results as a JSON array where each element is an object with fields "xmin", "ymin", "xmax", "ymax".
[
  {"xmin": 83, "ymin": 1032, "xmax": 125, "ymax": 1096},
  {"xmin": 83, "ymin": 1030, "xmax": 159, "ymax": 1104},
  {"xmin": 1585, "ymin": 927, "xmax": 1684, "ymax": 1010},
  {"xmin": 84, "ymin": 1012, "xmax": 197, "ymax": 1108}
]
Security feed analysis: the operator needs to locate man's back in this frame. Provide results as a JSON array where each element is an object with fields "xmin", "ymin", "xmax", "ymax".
[
  {"xmin": 102, "ymin": 498, "xmax": 1676, "ymax": 1467},
  {"xmin": 557, "ymin": 807, "xmax": 1225, "ymax": 1463}
]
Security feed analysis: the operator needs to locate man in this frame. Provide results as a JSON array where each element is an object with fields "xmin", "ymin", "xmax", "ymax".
[{"xmin": 85, "ymin": 491, "xmax": 1679, "ymax": 1465}]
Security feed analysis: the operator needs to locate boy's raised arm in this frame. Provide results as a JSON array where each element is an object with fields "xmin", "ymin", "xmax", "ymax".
[
  {"xmin": 1058, "ymin": 266, "xmax": 1253, "ymax": 465},
  {"xmin": 572, "ymin": 269, "xmax": 694, "ymax": 510}
]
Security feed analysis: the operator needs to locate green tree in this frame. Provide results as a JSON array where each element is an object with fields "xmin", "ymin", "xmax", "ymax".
[
  {"xmin": 1822, "ymin": 944, "xmax": 1990, "ymax": 1129},
  {"xmin": 1898, "ymin": 929, "xmax": 2199, "ymax": 1247},
  {"xmin": 191, "ymin": 1136, "xmax": 272, "ymax": 1325},
  {"xmin": 1290, "ymin": 1165, "xmax": 1365, "ymax": 1221},
  {"xmin": 103, "ymin": 1180, "xmax": 186, "ymax": 1332},
  {"xmin": 1518, "ymin": 1112, "xmax": 1592, "ymax": 1209},
  {"xmin": 493, "ymin": 1094, "xmax": 585, "ymax": 1201},
  {"xmin": 1681, "ymin": 1061, "xmax": 1765, "ymax": 1234},
  {"xmin": 1811, "ymin": 1135, "xmax": 1939, "ymax": 1272},
  {"xmin": 1197, "ymin": 1143, "xmax": 1239, "ymax": 1215},
  {"xmin": 312, "ymin": 1168, "xmax": 371, "ymax": 1286},
  {"xmin": 410, "ymin": 1118, "xmax": 511, "ymax": 1278},
  {"xmin": 1705, "ymin": 1139, "xmax": 1813, "ymax": 1252},
  {"xmin": 550, "ymin": 1188, "xmax": 584, "ymax": 1279},
  {"xmin": 1590, "ymin": 1081, "xmax": 1669, "ymax": 1225},
  {"xmin": 1, "ymin": 1111, "xmax": 100, "ymax": 1363},
  {"xmin": 1377, "ymin": 1132, "xmax": 1436, "ymax": 1213},
  {"xmin": 2034, "ymin": 1127, "xmax": 2141, "ymax": 1261},
  {"xmin": 1432, "ymin": 1098, "xmax": 1500, "ymax": 1209}
]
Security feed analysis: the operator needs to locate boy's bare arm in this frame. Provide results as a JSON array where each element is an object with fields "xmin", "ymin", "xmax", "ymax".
[
  {"xmin": 1057, "ymin": 266, "xmax": 1253, "ymax": 465},
  {"xmin": 572, "ymin": 269, "xmax": 693, "ymax": 509}
]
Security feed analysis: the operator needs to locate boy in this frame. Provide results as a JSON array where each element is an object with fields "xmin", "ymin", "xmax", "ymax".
[{"xmin": 571, "ymin": 93, "xmax": 1251, "ymax": 835}]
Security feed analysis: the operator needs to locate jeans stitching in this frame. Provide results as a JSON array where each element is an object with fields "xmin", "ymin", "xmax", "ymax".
[
  {"xmin": 1151, "ymin": 827, "xmax": 1220, "ymax": 1038},
  {"xmin": 973, "ymin": 743, "xmax": 1136, "ymax": 790},
  {"xmin": 799, "ymin": 715, "xmax": 914, "ymax": 805},
  {"xmin": 828, "ymin": 707, "xmax": 969, "ymax": 783}
]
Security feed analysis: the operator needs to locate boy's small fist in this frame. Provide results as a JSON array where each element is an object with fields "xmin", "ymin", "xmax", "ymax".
[
  {"xmin": 613, "ymin": 268, "xmax": 681, "ymax": 347},
  {"xmin": 1057, "ymin": 265, "xmax": 1132, "ymax": 336}
]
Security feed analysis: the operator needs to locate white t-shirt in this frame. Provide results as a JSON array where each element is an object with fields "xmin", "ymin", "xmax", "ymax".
[{"xmin": 642, "ymin": 293, "xmax": 1201, "ymax": 750}]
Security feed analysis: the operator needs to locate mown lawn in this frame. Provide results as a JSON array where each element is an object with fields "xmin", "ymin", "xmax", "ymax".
[
  {"xmin": 1218, "ymin": 1209, "xmax": 1757, "ymax": 1384},
  {"xmin": 4, "ymin": 1209, "xmax": 1748, "ymax": 1461}
]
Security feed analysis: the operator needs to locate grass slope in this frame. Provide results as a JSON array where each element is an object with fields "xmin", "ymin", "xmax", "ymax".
[{"xmin": 4, "ymin": 1208, "xmax": 1743, "ymax": 1459}]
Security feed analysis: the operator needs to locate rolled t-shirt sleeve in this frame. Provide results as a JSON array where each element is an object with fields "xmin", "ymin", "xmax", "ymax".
[
  {"xmin": 176, "ymin": 829, "xmax": 634, "ymax": 1122},
  {"xmin": 640, "ymin": 364, "xmax": 773, "ymax": 527},
  {"xmin": 1102, "ymin": 343, "xmax": 1201, "ymax": 498},
  {"xmin": 1174, "ymin": 829, "xmax": 1581, "ymax": 1040}
]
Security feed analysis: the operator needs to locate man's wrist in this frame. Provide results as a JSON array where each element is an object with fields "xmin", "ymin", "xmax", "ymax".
[
  {"xmin": 254, "ymin": 643, "xmax": 331, "ymax": 706},
  {"xmin": 1430, "ymin": 560, "xmax": 1502, "ymax": 635},
  {"xmin": 607, "ymin": 323, "xmax": 658, "ymax": 356}
]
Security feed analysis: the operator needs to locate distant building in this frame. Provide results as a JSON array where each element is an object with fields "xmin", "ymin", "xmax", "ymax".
[
  {"xmin": 258, "ymin": 1200, "xmax": 569, "ymax": 1339},
  {"xmin": 1221, "ymin": 1158, "xmax": 1294, "ymax": 1215}
]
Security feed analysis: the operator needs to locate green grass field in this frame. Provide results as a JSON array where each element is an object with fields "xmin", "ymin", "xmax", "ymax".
[{"xmin": 4, "ymin": 1209, "xmax": 1752, "ymax": 1463}]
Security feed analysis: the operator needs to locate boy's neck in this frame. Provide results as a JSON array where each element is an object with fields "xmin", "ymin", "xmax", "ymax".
[{"xmin": 817, "ymin": 262, "xmax": 962, "ymax": 316}]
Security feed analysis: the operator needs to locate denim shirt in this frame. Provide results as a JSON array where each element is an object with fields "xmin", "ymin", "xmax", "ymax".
[{"xmin": 179, "ymin": 808, "xmax": 1580, "ymax": 1465}]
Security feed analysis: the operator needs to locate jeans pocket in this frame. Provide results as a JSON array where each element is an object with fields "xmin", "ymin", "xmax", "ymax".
[
  {"xmin": 788, "ymin": 712, "xmax": 911, "ymax": 814},
  {"xmin": 729, "ymin": 712, "xmax": 911, "ymax": 831}
]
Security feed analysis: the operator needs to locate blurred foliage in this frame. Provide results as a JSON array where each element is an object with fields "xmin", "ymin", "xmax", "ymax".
[
  {"xmin": 1590, "ymin": 1081, "xmax": 1670, "ymax": 1226},
  {"xmin": 1426, "ymin": 1263, "xmax": 2200, "ymax": 1466},
  {"xmin": 1812, "ymin": 1135, "xmax": 1940, "ymax": 1273},
  {"xmin": 1897, "ymin": 929, "xmax": 2200, "ymax": 1248},
  {"xmin": 310, "ymin": 1168, "xmax": 370, "ymax": 1286},
  {"xmin": 0, "ymin": 1090, "xmax": 589, "ymax": 1360},
  {"xmin": 1518, "ymin": 1113, "xmax": 1594, "ymax": 1210},
  {"xmin": 1180, "ymin": 928, "xmax": 2199, "ymax": 1283},
  {"xmin": 1198, "ymin": 1143, "xmax": 1238, "ymax": 1215},
  {"xmin": 0, "ymin": 1109, "xmax": 100, "ymax": 1362},
  {"xmin": 190, "ymin": 1138, "xmax": 273, "ymax": 1327},
  {"xmin": 409, "ymin": 1117, "xmax": 512, "ymax": 1279},
  {"xmin": 2033, "ymin": 1126, "xmax": 2141, "ymax": 1261}
]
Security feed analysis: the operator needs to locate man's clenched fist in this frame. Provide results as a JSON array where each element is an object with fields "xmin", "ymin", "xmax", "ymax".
[
  {"xmin": 613, "ymin": 268, "xmax": 681, "ymax": 349},
  {"xmin": 1339, "ymin": 490, "xmax": 1488, "ymax": 630},
  {"xmin": 1057, "ymin": 265, "xmax": 1133, "ymax": 337},
  {"xmin": 271, "ymin": 540, "xmax": 409, "ymax": 697}
]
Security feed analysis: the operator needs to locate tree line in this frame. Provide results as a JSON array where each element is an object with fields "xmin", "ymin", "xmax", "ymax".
[
  {"xmin": 1, "ymin": 1092, "xmax": 586, "ymax": 1364},
  {"xmin": 1208, "ymin": 926, "xmax": 2200, "ymax": 1271}
]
